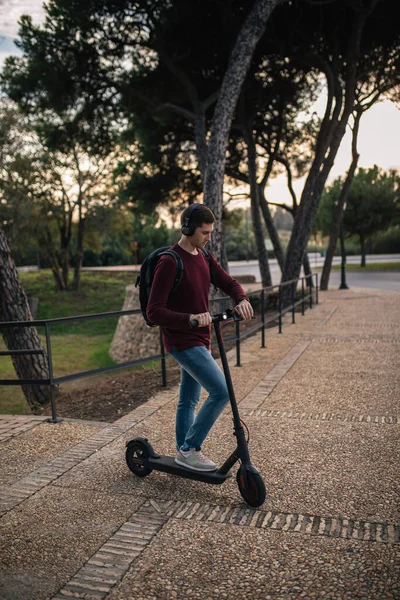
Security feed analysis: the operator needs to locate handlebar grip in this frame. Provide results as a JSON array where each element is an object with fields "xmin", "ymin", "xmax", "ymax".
[{"xmin": 189, "ymin": 319, "xmax": 199, "ymax": 328}]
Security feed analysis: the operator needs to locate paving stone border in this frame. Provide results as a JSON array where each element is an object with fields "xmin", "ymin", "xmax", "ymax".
[
  {"xmin": 239, "ymin": 341, "xmax": 310, "ymax": 410},
  {"xmin": 51, "ymin": 499, "xmax": 400, "ymax": 599},
  {"xmin": 313, "ymin": 336, "xmax": 400, "ymax": 344},
  {"xmin": 238, "ymin": 408, "xmax": 398, "ymax": 425},
  {"xmin": 0, "ymin": 390, "xmax": 178, "ymax": 517},
  {"xmin": 162, "ymin": 500, "xmax": 400, "ymax": 544},
  {"xmin": 52, "ymin": 502, "xmax": 168, "ymax": 600},
  {"xmin": 0, "ymin": 415, "xmax": 48, "ymax": 442},
  {"xmin": 316, "ymin": 307, "xmax": 338, "ymax": 327}
]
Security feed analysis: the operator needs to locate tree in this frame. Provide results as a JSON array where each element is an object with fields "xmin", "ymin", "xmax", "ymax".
[
  {"xmin": 320, "ymin": 23, "xmax": 400, "ymax": 289},
  {"xmin": 1, "ymin": 0, "xmax": 286, "ymax": 270},
  {"xmin": 200, "ymin": 0, "xmax": 286, "ymax": 266},
  {"xmin": 0, "ymin": 225, "xmax": 49, "ymax": 410},
  {"xmin": 344, "ymin": 166, "xmax": 399, "ymax": 266},
  {"xmin": 277, "ymin": 0, "xmax": 399, "ymax": 296},
  {"xmin": 0, "ymin": 101, "xmax": 41, "ymax": 260},
  {"xmin": 0, "ymin": 101, "xmax": 122, "ymax": 290},
  {"xmin": 316, "ymin": 166, "xmax": 399, "ymax": 266},
  {"xmin": 219, "ymin": 51, "xmax": 319, "ymax": 282}
]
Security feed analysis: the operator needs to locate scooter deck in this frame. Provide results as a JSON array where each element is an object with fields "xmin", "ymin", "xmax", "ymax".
[{"xmin": 146, "ymin": 455, "xmax": 233, "ymax": 484}]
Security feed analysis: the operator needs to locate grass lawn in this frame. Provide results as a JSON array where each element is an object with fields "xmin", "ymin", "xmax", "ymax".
[
  {"xmin": 319, "ymin": 261, "xmax": 400, "ymax": 271},
  {"xmin": 19, "ymin": 270, "xmax": 137, "ymax": 334},
  {"xmin": 0, "ymin": 270, "xmax": 138, "ymax": 414}
]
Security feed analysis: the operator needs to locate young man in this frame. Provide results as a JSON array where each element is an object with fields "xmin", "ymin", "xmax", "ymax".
[{"xmin": 147, "ymin": 203, "xmax": 253, "ymax": 472}]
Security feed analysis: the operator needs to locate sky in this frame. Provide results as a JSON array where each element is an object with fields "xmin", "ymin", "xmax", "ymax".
[{"xmin": 1, "ymin": 0, "xmax": 399, "ymax": 208}]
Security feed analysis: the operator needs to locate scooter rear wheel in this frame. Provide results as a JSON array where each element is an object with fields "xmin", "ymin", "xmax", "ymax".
[
  {"xmin": 236, "ymin": 466, "xmax": 266, "ymax": 508},
  {"xmin": 126, "ymin": 440, "xmax": 153, "ymax": 478}
]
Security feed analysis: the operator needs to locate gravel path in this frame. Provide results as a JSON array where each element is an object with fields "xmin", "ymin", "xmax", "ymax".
[{"xmin": 0, "ymin": 287, "xmax": 399, "ymax": 600}]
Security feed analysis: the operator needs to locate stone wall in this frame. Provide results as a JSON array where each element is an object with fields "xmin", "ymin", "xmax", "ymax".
[{"xmin": 109, "ymin": 285, "xmax": 160, "ymax": 363}]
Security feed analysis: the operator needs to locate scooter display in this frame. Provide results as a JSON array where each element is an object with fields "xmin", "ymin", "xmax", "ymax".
[{"xmin": 125, "ymin": 309, "xmax": 266, "ymax": 507}]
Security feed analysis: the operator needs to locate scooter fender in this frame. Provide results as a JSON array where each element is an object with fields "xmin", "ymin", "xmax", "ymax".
[
  {"xmin": 125, "ymin": 437, "xmax": 160, "ymax": 458},
  {"xmin": 238, "ymin": 463, "xmax": 260, "ymax": 486}
]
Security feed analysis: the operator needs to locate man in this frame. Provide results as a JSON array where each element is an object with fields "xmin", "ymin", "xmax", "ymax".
[{"xmin": 147, "ymin": 203, "xmax": 253, "ymax": 472}]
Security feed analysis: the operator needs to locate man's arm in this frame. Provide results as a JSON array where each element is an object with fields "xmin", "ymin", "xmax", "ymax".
[{"xmin": 208, "ymin": 253, "xmax": 254, "ymax": 320}]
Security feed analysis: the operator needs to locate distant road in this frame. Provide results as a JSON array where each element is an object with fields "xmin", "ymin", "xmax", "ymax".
[
  {"xmin": 228, "ymin": 254, "xmax": 400, "ymax": 292},
  {"xmin": 319, "ymin": 270, "xmax": 400, "ymax": 292}
]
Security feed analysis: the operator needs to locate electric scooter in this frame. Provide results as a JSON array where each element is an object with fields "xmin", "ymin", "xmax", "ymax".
[{"xmin": 125, "ymin": 309, "xmax": 266, "ymax": 508}]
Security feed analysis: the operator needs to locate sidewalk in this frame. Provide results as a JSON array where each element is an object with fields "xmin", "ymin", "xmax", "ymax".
[{"xmin": 0, "ymin": 287, "xmax": 399, "ymax": 600}]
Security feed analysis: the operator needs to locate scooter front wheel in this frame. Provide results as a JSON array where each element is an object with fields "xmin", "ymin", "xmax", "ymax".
[
  {"xmin": 236, "ymin": 465, "xmax": 266, "ymax": 508},
  {"xmin": 126, "ymin": 440, "xmax": 153, "ymax": 478}
]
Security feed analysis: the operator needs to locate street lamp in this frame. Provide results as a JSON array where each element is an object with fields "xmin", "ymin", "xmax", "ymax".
[{"xmin": 339, "ymin": 204, "xmax": 349, "ymax": 290}]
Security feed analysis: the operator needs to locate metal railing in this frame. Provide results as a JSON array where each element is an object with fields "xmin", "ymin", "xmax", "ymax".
[{"xmin": 0, "ymin": 273, "xmax": 318, "ymax": 422}]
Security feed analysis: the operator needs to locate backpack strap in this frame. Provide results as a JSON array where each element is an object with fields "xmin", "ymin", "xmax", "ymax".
[
  {"xmin": 159, "ymin": 250, "xmax": 184, "ymax": 292},
  {"xmin": 200, "ymin": 247, "xmax": 216, "ymax": 288}
]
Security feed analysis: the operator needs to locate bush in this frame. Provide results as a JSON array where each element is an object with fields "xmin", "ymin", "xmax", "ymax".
[{"xmin": 371, "ymin": 226, "xmax": 400, "ymax": 254}]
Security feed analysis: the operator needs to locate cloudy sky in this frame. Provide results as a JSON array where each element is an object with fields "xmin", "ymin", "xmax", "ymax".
[
  {"xmin": 1, "ymin": 0, "xmax": 399, "ymax": 204},
  {"xmin": 0, "ymin": 0, "xmax": 46, "ymax": 68}
]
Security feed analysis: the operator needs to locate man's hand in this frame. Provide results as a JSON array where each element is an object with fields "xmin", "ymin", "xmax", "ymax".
[
  {"xmin": 189, "ymin": 312, "xmax": 212, "ymax": 327},
  {"xmin": 235, "ymin": 299, "xmax": 254, "ymax": 321}
]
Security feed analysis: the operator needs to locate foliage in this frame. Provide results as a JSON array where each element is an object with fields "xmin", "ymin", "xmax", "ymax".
[
  {"xmin": 317, "ymin": 166, "xmax": 399, "ymax": 236},
  {"xmin": 0, "ymin": 100, "xmax": 124, "ymax": 287},
  {"xmin": 1, "ymin": 0, "xmax": 399, "ymax": 283},
  {"xmin": 315, "ymin": 166, "xmax": 400, "ymax": 262},
  {"xmin": 371, "ymin": 225, "xmax": 400, "ymax": 254},
  {"xmin": 131, "ymin": 213, "xmax": 170, "ymax": 262},
  {"xmin": 343, "ymin": 167, "xmax": 399, "ymax": 239},
  {"xmin": 222, "ymin": 208, "xmax": 258, "ymax": 261}
]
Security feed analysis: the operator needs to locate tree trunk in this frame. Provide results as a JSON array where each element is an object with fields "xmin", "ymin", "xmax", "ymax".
[
  {"xmin": 360, "ymin": 234, "xmax": 366, "ymax": 266},
  {"xmin": 72, "ymin": 212, "xmax": 85, "ymax": 291},
  {"xmin": 0, "ymin": 225, "xmax": 49, "ymax": 410},
  {"xmin": 51, "ymin": 263, "xmax": 67, "ymax": 292},
  {"xmin": 204, "ymin": 0, "xmax": 285, "ymax": 264},
  {"xmin": 281, "ymin": 8, "xmax": 368, "ymax": 295},
  {"xmin": 39, "ymin": 228, "xmax": 66, "ymax": 291},
  {"xmin": 242, "ymin": 120, "xmax": 272, "ymax": 287},
  {"xmin": 320, "ymin": 111, "xmax": 361, "ymax": 291},
  {"xmin": 258, "ymin": 185, "xmax": 285, "ymax": 271}
]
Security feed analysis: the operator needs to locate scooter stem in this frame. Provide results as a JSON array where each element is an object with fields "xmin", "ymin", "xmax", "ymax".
[{"xmin": 213, "ymin": 320, "xmax": 243, "ymax": 430}]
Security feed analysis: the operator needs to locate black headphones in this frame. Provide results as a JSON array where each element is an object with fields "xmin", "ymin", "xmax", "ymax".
[{"xmin": 181, "ymin": 203, "xmax": 202, "ymax": 236}]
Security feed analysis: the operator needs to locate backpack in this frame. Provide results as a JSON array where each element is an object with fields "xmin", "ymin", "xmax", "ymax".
[{"xmin": 135, "ymin": 246, "xmax": 212, "ymax": 327}]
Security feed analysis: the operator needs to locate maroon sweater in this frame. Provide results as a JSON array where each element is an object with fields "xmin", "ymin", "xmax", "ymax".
[{"xmin": 147, "ymin": 243, "xmax": 248, "ymax": 352}]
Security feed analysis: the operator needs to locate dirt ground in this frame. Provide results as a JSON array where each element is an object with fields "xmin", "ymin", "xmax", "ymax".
[{"xmin": 40, "ymin": 360, "xmax": 181, "ymax": 423}]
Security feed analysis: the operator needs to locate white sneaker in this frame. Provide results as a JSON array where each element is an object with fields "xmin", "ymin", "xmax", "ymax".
[{"xmin": 175, "ymin": 448, "xmax": 217, "ymax": 472}]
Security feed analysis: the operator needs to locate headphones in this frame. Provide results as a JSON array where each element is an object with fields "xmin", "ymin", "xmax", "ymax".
[{"xmin": 181, "ymin": 203, "xmax": 202, "ymax": 237}]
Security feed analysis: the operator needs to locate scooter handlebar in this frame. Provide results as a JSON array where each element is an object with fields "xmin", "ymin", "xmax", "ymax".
[{"xmin": 189, "ymin": 308, "xmax": 244, "ymax": 328}]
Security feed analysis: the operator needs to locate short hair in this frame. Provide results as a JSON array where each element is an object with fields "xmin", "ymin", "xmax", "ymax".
[{"xmin": 181, "ymin": 204, "xmax": 215, "ymax": 229}]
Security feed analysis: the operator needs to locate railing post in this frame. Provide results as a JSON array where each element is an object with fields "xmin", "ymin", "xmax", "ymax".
[
  {"xmin": 315, "ymin": 273, "xmax": 319, "ymax": 304},
  {"xmin": 278, "ymin": 285, "xmax": 282, "ymax": 333},
  {"xmin": 309, "ymin": 276, "xmax": 313, "ymax": 309},
  {"xmin": 235, "ymin": 319, "xmax": 241, "ymax": 367},
  {"xmin": 44, "ymin": 323, "xmax": 61, "ymax": 423},
  {"xmin": 291, "ymin": 281, "xmax": 296, "ymax": 324},
  {"xmin": 301, "ymin": 278, "xmax": 305, "ymax": 315},
  {"xmin": 261, "ymin": 289, "xmax": 266, "ymax": 348},
  {"xmin": 160, "ymin": 329, "xmax": 167, "ymax": 386}
]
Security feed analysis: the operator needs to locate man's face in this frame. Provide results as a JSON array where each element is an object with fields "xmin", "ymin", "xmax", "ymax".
[{"xmin": 190, "ymin": 222, "xmax": 214, "ymax": 248}]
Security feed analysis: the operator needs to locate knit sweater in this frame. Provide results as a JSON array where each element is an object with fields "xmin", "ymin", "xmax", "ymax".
[{"xmin": 147, "ymin": 243, "xmax": 248, "ymax": 352}]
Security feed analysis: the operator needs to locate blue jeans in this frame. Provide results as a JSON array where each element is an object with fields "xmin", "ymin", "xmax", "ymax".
[{"xmin": 171, "ymin": 345, "xmax": 229, "ymax": 452}]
